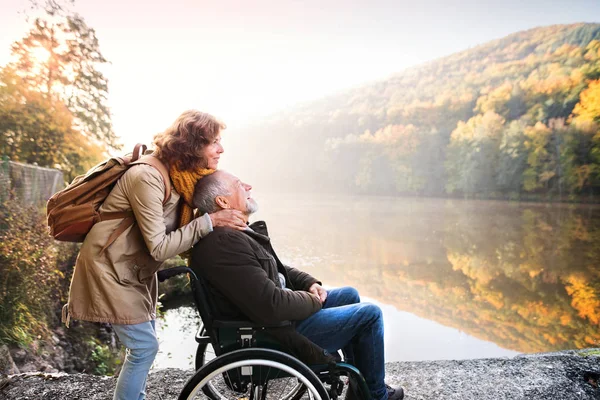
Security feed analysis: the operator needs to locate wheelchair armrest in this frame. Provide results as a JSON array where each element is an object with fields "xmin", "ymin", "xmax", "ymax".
[{"xmin": 212, "ymin": 319, "xmax": 292, "ymax": 329}]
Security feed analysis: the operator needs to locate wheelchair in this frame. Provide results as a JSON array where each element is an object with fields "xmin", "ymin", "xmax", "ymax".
[{"xmin": 157, "ymin": 266, "xmax": 372, "ymax": 400}]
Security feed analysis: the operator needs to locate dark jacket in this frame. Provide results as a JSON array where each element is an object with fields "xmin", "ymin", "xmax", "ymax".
[
  {"xmin": 190, "ymin": 221, "xmax": 336, "ymax": 365},
  {"xmin": 190, "ymin": 221, "xmax": 322, "ymax": 324}
]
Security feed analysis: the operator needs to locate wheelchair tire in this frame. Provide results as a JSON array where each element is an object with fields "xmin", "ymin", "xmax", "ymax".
[
  {"xmin": 195, "ymin": 342, "xmax": 214, "ymax": 371},
  {"xmin": 194, "ymin": 343, "xmax": 224, "ymax": 399},
  {"xmin": 195, "ymin": 343, "xmax": 309, "ymax": 400},
  {"xmin": 179, "ymin": 348, "xmax": 329, "ymax": 400}
]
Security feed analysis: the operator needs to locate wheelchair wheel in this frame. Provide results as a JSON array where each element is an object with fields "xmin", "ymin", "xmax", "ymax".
[
  {"xmin": 195, "ymin": 343, "xmax": 309, "ymax": 400},
  {"xmin": 180, "ymin": 348, "xmax": 328, "ymax": 400},
  {"xmin": 195, "ymin": 343, "xmax": 232, "ymax": 399}
]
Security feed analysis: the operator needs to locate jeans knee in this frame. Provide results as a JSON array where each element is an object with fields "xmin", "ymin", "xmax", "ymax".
[
  {"xmin": 147, "ymin": 337, "xmax": 160, "ymax": 358},
  {"xmin": 340, "ymin": 286, "xmax": 361, "ymax": 303},
  {"xmin": 358, "ymin": 303, "xmax": 383, "ymax": 325},
  {"xmin": 129, "ymin": 337, "xmax": 159, "ymax": 363}
]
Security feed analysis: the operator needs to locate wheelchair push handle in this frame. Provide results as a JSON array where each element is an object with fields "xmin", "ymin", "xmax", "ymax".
[{"xmin": 157, "ymin": 266, "xmax": 195, "ymax": 282}]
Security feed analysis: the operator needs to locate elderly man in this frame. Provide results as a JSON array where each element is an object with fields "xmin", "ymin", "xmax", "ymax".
[{"xmin": 190, "ymin": 170, "xmax": 404, "ymax": 400}]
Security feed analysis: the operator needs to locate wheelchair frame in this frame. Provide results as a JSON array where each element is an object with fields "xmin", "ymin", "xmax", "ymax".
[{"xmin": 157, "ymin": 266, "xmax": 372, "ymax": 400}]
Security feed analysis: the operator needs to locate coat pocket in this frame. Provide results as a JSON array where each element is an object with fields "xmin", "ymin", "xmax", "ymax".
[
  {"xmin": 135, "ymin": 253, "xmax": 161, "ymax": 282},
  {"xmin": 255, "ymin": 251, "xmax": 279, "ymax": 287}
]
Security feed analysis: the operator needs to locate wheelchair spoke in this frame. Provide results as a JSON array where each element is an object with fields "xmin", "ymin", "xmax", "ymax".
[
  {"xmin": 248, "ymin": 383, "xmax": 256, "ymax": 400},
  {"xmin": 260, "ymin": 382, "xmax": 268, "ymax": 400},
  {"xmin": 223, "ymin": 370, "xmax": 236, "ymax": 396}
]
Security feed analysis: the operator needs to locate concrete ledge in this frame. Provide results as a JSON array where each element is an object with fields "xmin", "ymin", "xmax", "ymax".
[{"xmin": 1, "ymin": 350, "xmax": 598, "ymax": 399}]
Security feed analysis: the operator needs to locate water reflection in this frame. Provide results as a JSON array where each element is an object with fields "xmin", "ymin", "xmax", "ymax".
[
  {"xmin": 253, "ymin": 194, "xmax": 600, "ymax": 354},
  {"xmin": 155, "ymin": 296, "xmax": 519, "ymax": 369},
  {"xmin": 156, "ymin": 194, "xmax": 600, "ymax": 367}
]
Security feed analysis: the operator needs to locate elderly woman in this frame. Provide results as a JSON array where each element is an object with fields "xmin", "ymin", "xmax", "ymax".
[{"xmin": 63, "ymin": 110, "xmax": 245, "ymax": 400}]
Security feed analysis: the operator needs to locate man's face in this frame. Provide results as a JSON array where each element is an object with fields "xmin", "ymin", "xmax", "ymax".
[{"xmin": 220, "ymin": 172, "xmax": 258, "ymax": 215}]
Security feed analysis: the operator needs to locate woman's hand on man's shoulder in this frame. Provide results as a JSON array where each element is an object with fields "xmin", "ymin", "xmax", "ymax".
[{"xmin": 208, "ymin": 209, "xmax": 247, "ymax": 230}]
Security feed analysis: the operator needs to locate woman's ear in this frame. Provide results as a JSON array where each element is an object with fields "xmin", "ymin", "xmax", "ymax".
[{"xmin": 215, "ymin": 195, "xmax": 229, "ymax": 209}]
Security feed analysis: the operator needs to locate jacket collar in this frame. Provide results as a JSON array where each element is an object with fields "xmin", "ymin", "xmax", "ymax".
[{"xmin": 244, "ymin": 220, "xmax": 270, "ymax": 243}]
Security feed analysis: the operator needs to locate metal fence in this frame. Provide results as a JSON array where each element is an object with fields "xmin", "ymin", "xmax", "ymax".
[{"xmin": 0, "ymin": 158, "xmax": 64, "ymax": 205}]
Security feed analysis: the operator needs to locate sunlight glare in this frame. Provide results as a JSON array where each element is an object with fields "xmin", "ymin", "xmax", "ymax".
[{"xmin": 29, "ymin": 46, "xmax": 51, "ymax": 65}]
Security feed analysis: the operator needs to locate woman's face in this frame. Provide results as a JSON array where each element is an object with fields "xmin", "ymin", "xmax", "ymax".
[{"xmin": 202, "ymin": 133, "xmax": 224, "ymax": 169}]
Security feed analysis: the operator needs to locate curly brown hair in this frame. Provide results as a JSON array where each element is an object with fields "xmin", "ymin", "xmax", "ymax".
[{"xmin": 153, "ymin": 110, "xmax": 226, "ymax": 171}]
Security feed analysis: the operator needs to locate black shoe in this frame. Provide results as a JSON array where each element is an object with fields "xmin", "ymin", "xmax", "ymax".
[{"xmin": 386, "ymin": 384, "xmax": 405, "ymax": 400}]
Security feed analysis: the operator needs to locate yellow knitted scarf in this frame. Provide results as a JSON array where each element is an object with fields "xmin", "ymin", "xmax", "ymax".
[{"xmin": 169, "ymin": 164, "xmax": 215, "ymax": 228}]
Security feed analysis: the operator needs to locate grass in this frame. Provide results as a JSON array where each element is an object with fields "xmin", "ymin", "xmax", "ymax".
[{"xmin": 577, "ymin": 349, "xmax": 600, "ymax": 357}]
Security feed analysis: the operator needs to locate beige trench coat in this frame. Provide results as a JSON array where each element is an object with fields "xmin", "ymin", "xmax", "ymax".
[{"xmin": 64, "ymin": 164, "xmax": 212, "ymax": 325}]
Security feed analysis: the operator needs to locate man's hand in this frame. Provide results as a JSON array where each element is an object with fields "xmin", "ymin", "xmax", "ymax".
[{"xmin": 308, "ymin": 283, "xmax": 327, "ymax": 304}]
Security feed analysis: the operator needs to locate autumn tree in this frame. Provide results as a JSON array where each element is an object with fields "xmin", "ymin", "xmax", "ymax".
[
  {"xmin": 9, "ymin": 12, "xmax": 118, "ymax": 149},
  {"xmin": 0, "ymin": 3, "xmax": 115, "ymax": 177},
  {"xmin": 569, "ymin": 81, "xmax": 600, "ymax": 194},
  {"xmin": 573, "ymin": 79, "xmax": 600, "ymax": 124},
  {"xmin": 495, "ymin": 119, "xmax": 528, "ymax": 194},
  {"xmin": 446, "ymin": 112, "xmax": 505, "ymax": 195},
  {"xmin": 0, "ymin": 66, "xmax": 105, "ymax": 178}
]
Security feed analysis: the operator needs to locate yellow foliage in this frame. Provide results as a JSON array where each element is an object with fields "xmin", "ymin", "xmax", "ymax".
[
  {"xmin": 565, "ymin": 273, "xmax": 600, "ymax": 325},
  {"xmin": 573, "ymin": 80, "xmax": 600, "ymax": 123},
  {"xmin": 448, "ymin": 252, "xmax": 497, "ymax": 285},
  {"xmin": 475, "ymin": 83, "xmax": 512, "ymax": 115},
  {"xmin": 524, "ymin": 122, "xmax": 551, "ymax": 150},
  {"xmin": 450, "ymin": 111, "xmax": 505, "ymax": 143}
]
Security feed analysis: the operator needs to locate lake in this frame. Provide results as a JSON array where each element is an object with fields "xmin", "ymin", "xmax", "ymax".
[{"xmin": 154, "ymin": 193, "xmax": 600, "ymax": 369}]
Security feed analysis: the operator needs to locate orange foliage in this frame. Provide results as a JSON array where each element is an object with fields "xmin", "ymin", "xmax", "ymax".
[{"xmin": 565, "ymin": 273, "xmax": 600, "ymax": 325}]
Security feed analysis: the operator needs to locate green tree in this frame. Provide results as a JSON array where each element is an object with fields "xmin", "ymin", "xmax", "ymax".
[
  {"xmin": 496, "ymin": 119, "xmax": 528, "ymax": 195},
  {"xmin": 446, "ymin": 112, "xmax": 505, "ymax": 195},
  {"xmin": 523, "ymin": 122, "xmax": 556, "ymax": 192}
]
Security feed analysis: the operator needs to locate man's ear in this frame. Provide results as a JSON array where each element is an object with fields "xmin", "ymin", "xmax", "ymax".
[{"xmin": 215, "ymin": 195, "xmax": 229, "ymax": 209}]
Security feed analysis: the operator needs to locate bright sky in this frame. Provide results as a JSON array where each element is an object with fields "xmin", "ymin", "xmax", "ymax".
[{"xmin": 1, "ymin": 0, "xmax": 599, "ymax": 153}]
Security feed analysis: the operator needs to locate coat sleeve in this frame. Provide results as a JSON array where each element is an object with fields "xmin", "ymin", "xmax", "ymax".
[
  {"xmin": 285, "ymin": 265, "xmax": 321, "ymax": 292},
  {"xmin": 199, "ymin": 233, "xmax": 322, "ymax": 324},
  {"xmin": 124, "ymin": 165, "xmax": 213, "ymax": 262}
]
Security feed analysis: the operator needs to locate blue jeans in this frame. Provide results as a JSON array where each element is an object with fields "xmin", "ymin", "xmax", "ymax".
[
  {"xmin": 112, "ymin": 320, "xmax": 159, "ymax": 400},
  {"xmin": 296, "ymin": 287, "xmax": 388, "ymax": 400}
]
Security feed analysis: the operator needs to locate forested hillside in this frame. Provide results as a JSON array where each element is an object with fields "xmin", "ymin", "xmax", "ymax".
[{"xmin": 233, "ymin": 23, "xmax": 600, "ymax": 200}]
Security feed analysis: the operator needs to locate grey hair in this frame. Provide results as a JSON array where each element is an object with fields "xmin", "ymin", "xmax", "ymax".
[{"xmin": 193, "ymin": 172, "xmax": 230, "ymax": 214}]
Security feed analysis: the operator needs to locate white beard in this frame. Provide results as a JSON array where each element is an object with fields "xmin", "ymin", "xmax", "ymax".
[{"xmin": 246, "ymin": 198, "xmax": 259, "ymax": 214}]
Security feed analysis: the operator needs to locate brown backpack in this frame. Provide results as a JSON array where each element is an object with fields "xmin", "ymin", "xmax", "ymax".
[{"xmin": 46, "ymin": 144, "xmax": 171, "ymax": 252}]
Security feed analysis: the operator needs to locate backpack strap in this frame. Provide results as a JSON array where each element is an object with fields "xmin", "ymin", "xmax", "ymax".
[
  {"xmin": 99, "ymin": 215, "xmax": 135, "ymax": 255},
  {"xmin": 98, "ymin": 154, "xmax": 171, "ymax": 255},
  {"xmin": 131, "ymin": 144, "xmax": 147, "ymax": 162}
]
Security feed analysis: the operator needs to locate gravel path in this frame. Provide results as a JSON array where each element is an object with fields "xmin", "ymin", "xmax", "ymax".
[{"xmin": 1, "ymin": 350, "xmax": 598, "ymax": 399}]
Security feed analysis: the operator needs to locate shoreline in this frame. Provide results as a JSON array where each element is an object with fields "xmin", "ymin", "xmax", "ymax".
[{"xmin": 1, "ymin": 349, "xmax": 598, "ymax": 399}]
